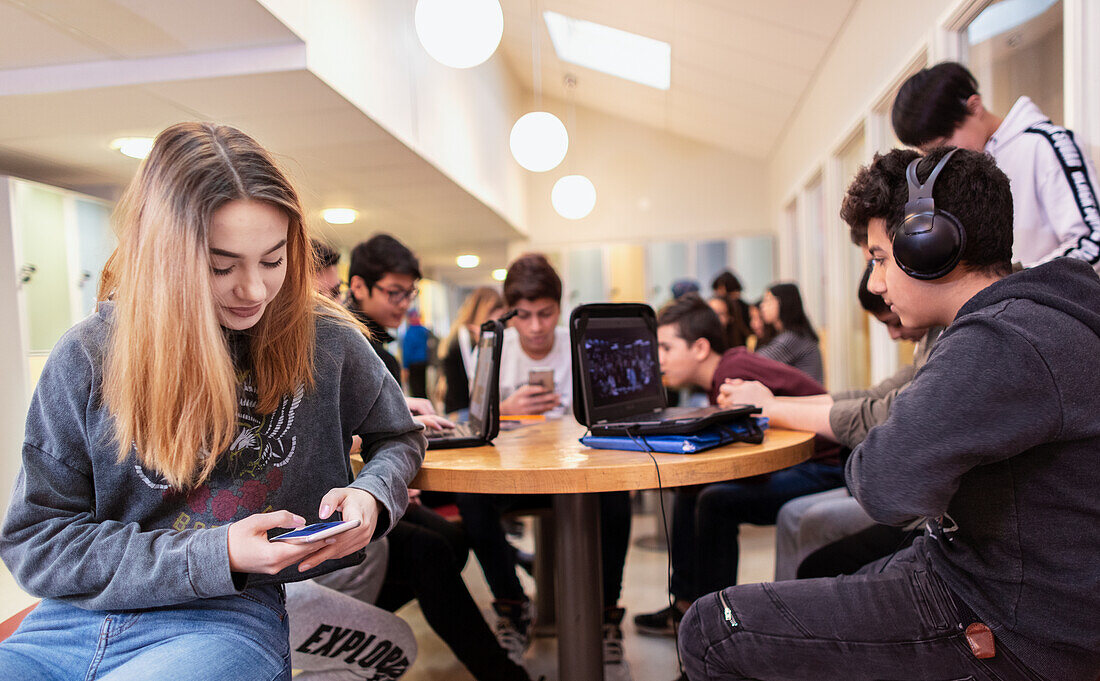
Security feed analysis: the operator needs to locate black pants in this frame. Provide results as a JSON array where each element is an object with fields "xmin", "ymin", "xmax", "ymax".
[
  {"xmin": 405, "ymin": 363, "xmax": 428, "ymax": 398},
  {"xmin": 796, "ymin": 522, "xmax": 914, "ymax": 579},
  {"xmin": 455, "ymin": 491, "xmax": 632, "ymax": 608},
  {"xmin": 378, "ymin": 504, "xmax": 530, "ymax": 681},
  {"xmin": 679, "ymin": 547, "xmax": 1044, "ymax": 681}
]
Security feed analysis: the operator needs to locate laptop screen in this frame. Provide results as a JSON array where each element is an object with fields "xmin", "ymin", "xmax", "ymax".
[
  {"xmin": 578, "ymin": 316, "xmax": 665, "ymax": 420},
  {"xmin": 467, "ymin": 328, "xmax": 496, "ymax": 435}
]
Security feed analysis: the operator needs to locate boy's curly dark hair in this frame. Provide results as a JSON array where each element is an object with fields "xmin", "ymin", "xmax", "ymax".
[{"xmin": 839, "ymin": 147, "xmax": 1013, "ymax": 276}]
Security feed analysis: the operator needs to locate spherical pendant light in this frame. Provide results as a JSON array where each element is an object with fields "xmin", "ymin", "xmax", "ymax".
[
  {"xmin": 551, "ymin": 175, "xmax": 596, "ymax": 220},
  {"xmin": 414, "ymin": 0, "xmax": 504, "ymax": 69},
  {"xmin": 509, "ymin": 112, "xmax": 569, "ymax": 172}
]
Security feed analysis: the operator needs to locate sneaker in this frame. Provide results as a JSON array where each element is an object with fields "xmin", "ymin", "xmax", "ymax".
[
  {"xmin": 603, "ymin": 607, "xmax": 634, "ymax": 681},
  {"xmin": 493, "ymin": 599, "xmax": 533, "ymax": 665},
  {"xmin": 633, "ymin": 604, "xmax": 683, "ymax": 637}
]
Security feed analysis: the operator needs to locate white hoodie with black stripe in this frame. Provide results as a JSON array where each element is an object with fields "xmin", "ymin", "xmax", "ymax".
[{"xmin": 986, "ymin": 96, "xmax": 1100, "ymax": 271}]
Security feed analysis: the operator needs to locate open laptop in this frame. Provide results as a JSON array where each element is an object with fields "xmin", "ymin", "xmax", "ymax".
[
  {"xmin": 425, "ymin": 319, "xmax": 503, "ymax": 449},
  {"xmin": 570, "ymin": 303, "xmax": 759, "ymax": 436}
]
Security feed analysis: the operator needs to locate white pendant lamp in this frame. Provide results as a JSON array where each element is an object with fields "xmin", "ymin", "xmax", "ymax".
[
  {"xmin": 551, "ymin": 175, "xmax": 596, "ymax": 220},
  {"xmin": 510, "ymin": 0, "xmax": 569, "ymax": 172},
  {"xmin": 509, "ymin": 112, "xmax": 569, "ymax": 172},
  {"xmin": 414, "ymin": 0, "xmax": 504, "ymax": 69}
]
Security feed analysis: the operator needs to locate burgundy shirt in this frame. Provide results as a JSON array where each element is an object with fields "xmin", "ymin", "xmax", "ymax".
[{"xmin": 708, "ymin": 347, "xmax": 839, "ymax": 463}]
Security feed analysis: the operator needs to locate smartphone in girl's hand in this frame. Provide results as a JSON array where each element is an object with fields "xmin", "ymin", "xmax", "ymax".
[{"xmin": 270, "ymin": 519, "xmax": 360, "ymax": 543}]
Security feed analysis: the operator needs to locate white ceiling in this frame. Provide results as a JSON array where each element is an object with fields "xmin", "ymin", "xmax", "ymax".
[
  {"xmin": 0, "ymin": 0, "xmax": 858, "ymax": 283},
  {"xmin": 0, "ymin": 0, "xmax": 517, "ymax": 283},
  {"xmin": 499, "ymin": 0, "xmax": 857, "ymax": 158}
]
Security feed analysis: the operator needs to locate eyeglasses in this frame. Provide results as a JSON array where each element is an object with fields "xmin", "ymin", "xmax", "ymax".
[{"xmin": 372, "ymin": 284, "xmax": 418, "ymax": 305}]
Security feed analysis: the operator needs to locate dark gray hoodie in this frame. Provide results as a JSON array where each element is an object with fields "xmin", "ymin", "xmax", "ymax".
[
  {"xmin": 0, "ymin": 302, "xmax": 425, "ymax": 611},
  {"xmin": 846, "ymin": 258, "xmax": 1100, "ymax": 681}
]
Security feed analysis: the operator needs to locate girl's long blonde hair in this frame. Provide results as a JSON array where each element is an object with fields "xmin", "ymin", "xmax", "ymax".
[
  {"xmin": 438, "ymin": 286, "xmax": 503, "ymax": 360},
  {"xmin": 99, "ymin": 122, "xmax": 318, "ymax": 489}
]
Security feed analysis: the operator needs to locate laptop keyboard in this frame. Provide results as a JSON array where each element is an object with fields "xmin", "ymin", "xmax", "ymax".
[{"xmin": 426, "ymin": 423, "xmax": 475, "ymax": 440}]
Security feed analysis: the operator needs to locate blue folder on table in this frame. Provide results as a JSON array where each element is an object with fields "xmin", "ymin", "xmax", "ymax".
[{"xmin": 581, "ymin": 417, "xmax": 768, "ymax": 454}]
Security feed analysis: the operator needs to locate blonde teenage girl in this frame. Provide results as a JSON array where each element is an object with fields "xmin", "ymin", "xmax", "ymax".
[{"xmin": 0, "ymin": 122, "xmax": 424, "ymax": 681}]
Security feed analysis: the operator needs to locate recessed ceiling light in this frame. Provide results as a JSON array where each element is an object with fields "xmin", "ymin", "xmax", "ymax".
[
  {"xmin": 543, "ymin": 11, "xmax": 671, "ymax": 90},
  {"xmin": 456, "ymin": 254, "xmax": 480, "ymax": 268},
  {"xmin": 110, "ymin": 137, "xmax": 154, "ymax": 160},
  {"xmin": 322, "ymin": 208, "xmax": 358, "ymax": 224},
  {"xmin": 491, "ymin": 268, "xmax": 507, "ymax": 281}
]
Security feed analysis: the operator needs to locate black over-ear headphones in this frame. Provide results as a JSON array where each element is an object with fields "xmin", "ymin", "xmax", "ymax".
[{"xmin": 892, "ymin": 148, "xmax": 966, "ymax": 280}]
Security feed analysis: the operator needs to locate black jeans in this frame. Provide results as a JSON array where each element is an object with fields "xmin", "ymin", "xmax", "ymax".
[
  {"xmin": 679, "ymin": 547, "xmax": 1045, "ymax": 681},
  {"xmin": 455, "ymin": 491, "xmax": 632, "ymax": 608},
  {"xmin": 378, "ymin": 504, "xmax": 530, "ymax": 681}
]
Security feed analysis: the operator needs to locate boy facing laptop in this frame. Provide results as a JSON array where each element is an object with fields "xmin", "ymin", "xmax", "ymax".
[{"xmin": 679, "ymin": 147, "xmax": 1100, "ymax": 681}]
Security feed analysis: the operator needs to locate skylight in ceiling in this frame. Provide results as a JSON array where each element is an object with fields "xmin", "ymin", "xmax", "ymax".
[{"xmin": 543, "ymin": 10, "xmax": 671, "ymax": 90}]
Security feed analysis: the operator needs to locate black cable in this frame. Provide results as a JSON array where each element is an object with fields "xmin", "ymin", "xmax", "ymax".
[{"xmin": 624, "ymin": 426, "xmax": 683, "ymax": 675}]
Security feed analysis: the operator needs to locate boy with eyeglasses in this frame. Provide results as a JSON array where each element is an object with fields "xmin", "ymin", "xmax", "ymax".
[{"xmin": 347, "ymin": 234, "xmax": 422, "ymax": 383}]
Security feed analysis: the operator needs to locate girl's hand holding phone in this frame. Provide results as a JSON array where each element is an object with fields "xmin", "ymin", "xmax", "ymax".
[
  {"xmin": 296, "ymin": 487, "xmax": 380, "ymax": 572},
  {"xmin": 227, "ymin": 510, "xmax": 331, "ymax": 575}
]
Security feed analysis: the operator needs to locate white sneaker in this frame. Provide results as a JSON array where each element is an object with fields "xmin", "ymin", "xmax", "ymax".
[
  {"xmin": 493, "ymin": 599, "xmax": 533, "ymax": 665},
  {"xmin": 603, "ymin": 607, "xmax": 634, "ymax": 681}
]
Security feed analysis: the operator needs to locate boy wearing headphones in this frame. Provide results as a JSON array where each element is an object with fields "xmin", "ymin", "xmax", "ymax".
[{"xmin": 678, "ymin": 147, "xmax": 1100, "ymax": 681}]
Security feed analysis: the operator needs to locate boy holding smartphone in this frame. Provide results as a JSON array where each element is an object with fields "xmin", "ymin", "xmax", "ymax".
[
  {"xmin": 456, "ymin": 253, "xmax": 634, "ymax": 680},
  {"xmin": 497, "ymin": 253, "xmax": 571, "ymax": 416}
]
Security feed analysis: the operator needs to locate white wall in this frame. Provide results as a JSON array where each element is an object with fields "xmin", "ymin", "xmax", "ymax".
[
  {"xmin": 258, "ymin": 0, "xmax": 529, "ymax": 234},
  {"xmin": 0, "ymin": 179, "xmax": 30, "ymax": 521},
  {"xmin": 769, "ymin": 0, "xmax": 957, "ymax": 209}
]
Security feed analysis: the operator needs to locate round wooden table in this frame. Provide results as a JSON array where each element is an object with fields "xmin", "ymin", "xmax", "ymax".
[{"xmin": 411, "ymin": 418, "xmax": 815, "ymax": 681}]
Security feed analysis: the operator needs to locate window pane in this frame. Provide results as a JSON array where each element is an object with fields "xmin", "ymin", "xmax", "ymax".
[{"xmin": 968, "ymin": 0, "xmax": 1063, "ymax": 125}]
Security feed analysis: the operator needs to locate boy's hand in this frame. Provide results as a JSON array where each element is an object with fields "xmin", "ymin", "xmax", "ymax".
[
  {"xmin": 719, "ymin": 379, "xmax": 775, "ymax": 410},
  {"xmin": 298, "ymin": 488, "xmax": 381, "ymax": 572},
  {"xmin": 406, "ymin": 397, "xmax": 437, "ymax": 416},
  {"xmin": 415, "ymin": 414, "xmax": 455, "ymax": 431},
  {"xmin": 501, "ymin": 385, "xmax": 560, "ymax": 415}
]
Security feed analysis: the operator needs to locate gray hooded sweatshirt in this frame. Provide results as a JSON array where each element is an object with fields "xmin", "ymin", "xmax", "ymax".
[
  {"xmin": 0, "ymin": 302, "xmax": 425, "ymax": 611},
  {"xmin": 846, "ymin": 258, "xmax": 1100, "ymax": 681}
]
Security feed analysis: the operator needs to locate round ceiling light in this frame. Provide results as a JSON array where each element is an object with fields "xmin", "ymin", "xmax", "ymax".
[
  {"xmin": 456, "ymin": 254, "xmax": 480, "ymax": 268},
  {"xmin": 414, "ymin": 0, "xmax": 504, "ymax": 69},
  {"xmin": 509, "ymin": 112, "xmax": 569, "ymax": 172},
  {"xmin": 551, "ymin": 175, "xmax": 597, "ymax": 220},
  {"xmin": 491, "ymin": 268, "xmax": 507, "ymax": 281},
  {"xmin": 322, "ymin": 208, "xmax": 359, "ymax": 224},
  {"xmin": 110, "ymin": 137, "xmax": 154, "ymax": 160}
]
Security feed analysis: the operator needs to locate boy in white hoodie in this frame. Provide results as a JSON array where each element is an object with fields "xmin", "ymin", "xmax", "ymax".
[{"xmin": 892, "ymin": 61, "xmax": 1100, "ymax": 271}]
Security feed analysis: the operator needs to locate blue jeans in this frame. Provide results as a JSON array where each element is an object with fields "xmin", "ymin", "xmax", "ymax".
[
  {"xmin": 671, "ymin": 461, "xmax": 845, "ymax": 601},
  {"xmin": 0, "ymin": 585, "xmax": 291, "ymax": 681}
]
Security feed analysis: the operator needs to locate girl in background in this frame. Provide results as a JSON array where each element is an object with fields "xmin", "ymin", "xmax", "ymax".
[
  {"xmin": 755, "ymin": 282, "xmax": 824, "ymax": 383},
  {"xmin": 438, "ymin": 286, "xmax": 504, "ymax": 415}
]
